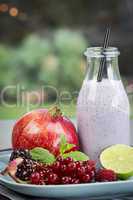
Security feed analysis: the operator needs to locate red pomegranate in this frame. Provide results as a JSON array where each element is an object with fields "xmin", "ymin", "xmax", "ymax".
[{"xmin": 12, "ymin": 106, "xmax": 79, "ymax": 155}]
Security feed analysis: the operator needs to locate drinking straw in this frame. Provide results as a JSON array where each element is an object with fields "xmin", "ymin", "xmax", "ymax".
[{"xmin": 97, "ymin": 26, "xmax": 111, "ymax": 82}]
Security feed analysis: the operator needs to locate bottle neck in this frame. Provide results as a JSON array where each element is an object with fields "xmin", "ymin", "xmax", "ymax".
[{"xmin": 86, "ymin": 56, "xmax": 121, "ymax": 81}]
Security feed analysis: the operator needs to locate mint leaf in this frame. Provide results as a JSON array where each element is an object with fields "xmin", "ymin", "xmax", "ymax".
[
  {"xmin": 60, "ymin": 134, "xmax": 67, "ymax": 154},
  {"xmin": 65, "ymin": 143, "xmax": 75, "ymax": 152},
  {"xmin": 30, "ymin": 147, "xmax": 55, "ymax": 164},
  {"xmin": 60, "ymin": 134, "xmax": 75, "ymax": 155},
  {"xmin": 63, "ymin": 151, "xmax": 89, "ymax": 161}
]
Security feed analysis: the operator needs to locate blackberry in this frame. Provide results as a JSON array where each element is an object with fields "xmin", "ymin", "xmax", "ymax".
[
  {"xmin": 16, "ymin": 159, "xmax": 38, "ymax": 181},
  {"xmin": 10, "ymin": 149, "xmax": 31, "ymax": 161}
]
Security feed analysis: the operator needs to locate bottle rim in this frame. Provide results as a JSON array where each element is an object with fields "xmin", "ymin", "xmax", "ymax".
[{"xmin": 84, "ymin": 47, "xmax": 120, "ymax": 58}]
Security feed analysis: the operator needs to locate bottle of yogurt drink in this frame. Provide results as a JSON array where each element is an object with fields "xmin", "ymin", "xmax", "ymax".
[{"xmin": 77, "ymin": 47, "xmax": 130, "ymax": 160}]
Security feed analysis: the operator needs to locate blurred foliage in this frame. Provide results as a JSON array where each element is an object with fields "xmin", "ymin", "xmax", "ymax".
[
  {"xmin": 0, "ymin": 29, "xmax": 87, "ymax": 100},
  {"xmin": 0, "ymin": 103, "xmax": 76, "ymax": 119},
  {"xmin": 0, "ymin": 45, "xmax": 14, "ymax": 88},
  {"xmin": 54, "ymin": 30, "xmax": 86, "ymax": 55}
]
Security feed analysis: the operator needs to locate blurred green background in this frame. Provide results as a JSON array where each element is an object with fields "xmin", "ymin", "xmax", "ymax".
[{"xmin": 0, "ymin": 0, "xmax": 133, "ymax": 119}]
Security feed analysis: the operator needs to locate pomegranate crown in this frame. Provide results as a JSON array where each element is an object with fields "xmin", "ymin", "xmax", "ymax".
[{"xmin": 48, "ymin": 106, "xmax": 62, "ymax": 119}]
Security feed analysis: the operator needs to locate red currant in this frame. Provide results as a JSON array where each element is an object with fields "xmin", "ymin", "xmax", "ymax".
[
  {"xmin": 43, "ymin": 169, "xmax": 48, "ymax": 176},
  {"xmin": 44, "ymin": 177, "xmax": 49, "ymax": 184},
  {"xmin": 71, "ymin": 178, "xmax": 80, "ymax": 184},
  {"xmin": 77, "ymin": 166, "xmax": 86, "ymax": 177},
  {"xmin": 61, "ymin": 176, "xmax": 71, "ymax": 184},
  {"xmin": 35, "ymin": 163, "xmax": 45, "ymax": 171},
  {"xmin": 48, "ymin": 167, "xmax": 53, "ymax": 173},
  {"xmin": 48, "ymin": 173, "xmax": 59, "ymax": 184},
  {"xmin": 39, "ymin": 171, "xmax": 44, "ymax": 178},
  {"xmin": 39, "ymin": 179, "xmax": 45, "ymax": 185},
  {"xmin": 60, "ymin": 164, "xmax": 67, "ymax": 174},
  {"xmin": 52, "ymin": 161, "xmax": 60, "ymax": 172},
  {"xmin": 30, "ymin": 172, "xmax": 41, "ymax": 185},
  {"xmin": 82, "ymin": 174, "xmax": 91, "ymax": 183},
  {"xmin": 56, "ymin": 156, "xmax": 64, "ymax": 163},
  {"xmin": 63, "ymin": 157, "xmax": 74, "ymax": 164},
  {"xmin": 75, "ymin": 161, "xmax": 82, "ymax": 168},
  {"xmin": 67, "ymin": 162, "xmax": 76, "ymax": 173},
  {"xmin": 85, "ymin": 165, "xmax": 92, "ymax": 173}
]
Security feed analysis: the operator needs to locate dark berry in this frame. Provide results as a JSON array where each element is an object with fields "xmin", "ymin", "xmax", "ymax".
[
  {"xmin": 10, "ymin": 149, "xmax": 31, "ymax": 161},
  {"xmin": 15, "ymin": 159, "xmax": 37, "ymax": 181},
  {"xmin": 82, "ymin": 174, "xmax": 91, "ymax": 183},
  {"xmin": 95, "ymin": 169, "xmax": 117, "ymax": 182},
  {"xmin": 36, "ymin": 163, "xmax": 46, "ymax": 172},
  {"xmin": 42, "ymin": 166, "xmax": 52, "ymax": 175}
]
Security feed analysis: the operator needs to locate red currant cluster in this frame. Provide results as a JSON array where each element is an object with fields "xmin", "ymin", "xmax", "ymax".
[{"xmin": 30, "ymin": 157, "xmax": 96, "ymax": 185}]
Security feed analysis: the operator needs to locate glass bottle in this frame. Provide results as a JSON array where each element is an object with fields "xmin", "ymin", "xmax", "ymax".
[{"xmin": 77, "ymin": 47, "xmax": 130, "ymax": 160}]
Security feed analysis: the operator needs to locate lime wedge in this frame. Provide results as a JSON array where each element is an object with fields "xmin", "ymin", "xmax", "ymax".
[{"xmin": 100, "ymin": 144, "xmax": 133, "ymax": 179}]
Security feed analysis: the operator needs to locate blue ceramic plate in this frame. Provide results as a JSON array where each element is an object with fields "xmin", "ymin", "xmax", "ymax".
[{"xmin": 0, "ymin": 150, "xmax": 133, "ymax": 198}]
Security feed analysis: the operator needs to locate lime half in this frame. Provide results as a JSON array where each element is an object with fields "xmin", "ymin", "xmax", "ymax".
[{"xmin": 100, "ymin": 144, "xmax": 133, "ymax": 179}]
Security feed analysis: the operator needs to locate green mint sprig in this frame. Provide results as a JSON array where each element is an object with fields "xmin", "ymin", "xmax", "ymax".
[
  {"xmin": 30, "ymin": 147, "xmax": 55, "ymax": 164},
  {"xmin": 60, "ymin": 134, "xmax": 89, "ymax": 161},
  {"xmin": 30, "ymin": 134, "xmax": 89, "ymax": 164},
  {"xmin": 62, "ymin": 151, "xmax": 89, "ymax": 161},
  {"xmin": 60, "ymin": 134, "xmax": 75, "ymax": 155}
]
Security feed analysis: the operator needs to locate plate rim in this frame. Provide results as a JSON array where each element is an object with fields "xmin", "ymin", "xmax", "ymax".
[{"xmin": 1, "ymin": 150, "xmax": 133, "ymax": 189}]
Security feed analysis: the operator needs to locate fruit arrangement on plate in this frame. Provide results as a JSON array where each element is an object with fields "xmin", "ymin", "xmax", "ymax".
[{"xmin": 1, "ymin": 106, "xmax": 133, "ymax": 185}]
